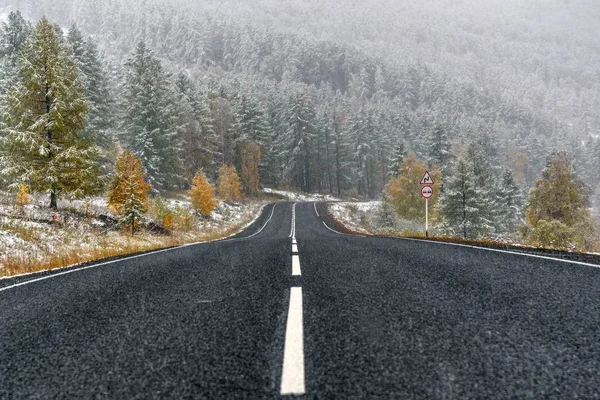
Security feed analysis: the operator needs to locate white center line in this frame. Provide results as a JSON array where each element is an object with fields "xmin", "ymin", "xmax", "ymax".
[
  {"xmin": 292, "ymin": 244, "xmax": 298, "ymax": 253},
  {"xmin": 289, "ymin": 203, "xmax": 297, "ymax": 238},
  {"xmin": 292, "ymin": 255, "xmax": 302, "ymax": 276},
  {"xmin": 280, "ymin": 287, "xmax": 305, "ymax": 395}
]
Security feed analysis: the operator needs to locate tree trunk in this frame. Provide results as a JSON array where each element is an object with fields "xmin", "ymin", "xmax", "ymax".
[{"xmin": 50, "ymin": 189, "xmax": 57, "ymax": 209}]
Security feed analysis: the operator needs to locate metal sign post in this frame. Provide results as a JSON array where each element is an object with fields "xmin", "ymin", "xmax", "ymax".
[{"xmin": 420, "ymin": 172, "xmax": 434, "ymax": 238}]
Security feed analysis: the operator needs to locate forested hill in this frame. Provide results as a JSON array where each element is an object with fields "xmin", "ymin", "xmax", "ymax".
[{"xmin": 1, "ymin": 0, "xmax": 599, "ymax": 202}]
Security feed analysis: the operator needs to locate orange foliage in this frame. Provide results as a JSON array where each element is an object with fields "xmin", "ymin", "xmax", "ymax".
[{"xmin": 188, "ymin": 171, "xmax": 217, "ymax": 217}]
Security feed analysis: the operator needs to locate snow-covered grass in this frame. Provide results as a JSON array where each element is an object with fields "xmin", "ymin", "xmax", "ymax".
[
  {"xmin": 0, "ymin": 190, "xmax": 267, "ymax": 278},
  {"xmin": 263, "ymin": 188, "xmax": 347, "ymax": 202}
]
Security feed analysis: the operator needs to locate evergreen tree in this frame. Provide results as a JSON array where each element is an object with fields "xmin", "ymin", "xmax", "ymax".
[
  {"xmin": 241, "ymin": 143, "xmax": 261, "ymax": 194},
  {"xmin": 496, "ymin": 169, "xmax": 524, "ymax": 234},
  {"xmin": 286, "ymin": 91, "xmax": 316, "ymax": 192},
  {"xmin": 67, "ymin": 24, "xmax": 114, "ymax": 148},
  {"xmin": 121, "ymin": 41, "xmax": 183, "ymax": 191},
  {"xmin": 429, "ymin": 123, "xmax": 451, "ymax": 171},
  {"xmin": 438, "ymin": 157, "xmax": 494, "ymax": 239},
  {"xmin": 389, "ymin": 141, "xmax": 407, "ymax": 177},
  {"xmin": 107, "ymin": 152, "xmax": 152, "ymax": 236},
  {"xmin": 1, "ymin": 17, "xmax": 102, "ymax": 209},
  {"xmin": 0, "ymin": 11, "xmax": 32, "ymax": 97}
]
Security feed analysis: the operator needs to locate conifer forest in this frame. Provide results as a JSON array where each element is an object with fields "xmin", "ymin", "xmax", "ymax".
[{"xmin": 1, "ymin": 0, "xmax": 599, "ymax": 245}]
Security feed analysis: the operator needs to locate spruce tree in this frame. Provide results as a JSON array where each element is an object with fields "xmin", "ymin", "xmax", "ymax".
[
  {"xmin": 121, "ymin": 41, "xmax": 183, "ymax": 191},
  {"xmin": 1, "ymin": 17, "xmax": 102, "ymax": 209},
  {"xmin": 438, "ymin": 158, "xmax": 493, "ymax": 239},
  {"xmin": 429, "ymin": 123, "xmax": 451, "ymax": 171},
  {"xmin": 496, "ymin": 169, "xmax": 524, "ymax": 234}
]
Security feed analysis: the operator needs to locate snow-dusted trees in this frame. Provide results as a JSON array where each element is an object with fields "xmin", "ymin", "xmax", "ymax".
[
  {"xmin": 428, "ymin": 124, "xmax": 451, "ymax": 171},
  {"xmin": 0, "ymin": 11, "xmax": 31, "ymax": 96},
  {"xmin": 241, "ymin": 143, "xmax": 261, "ymax": 194},
  {"xmin": 523, "ymin": 152, "xmax": 594, "ymax": 250},
  {"xmin": 285, "ymin": 91, "xmax": 316, "ymax": 192},
  {"xmin": 1, "ymin": 17, "xmax": 102, "ymax": 209},
  {"xmin": 175, "ymin": 73, "xmax": 218, "ymax": 185},
  {"xmin": 107, "ymin": 152, "xmax": 152, "ymax": 236},
  {"xmin": 496, "ymin": 170, "xmax": 524, "ymax": 235},
  {"xmin": 66, "ymin": 24, "xmax": 114, "ymax": 149},
  {"xmin": 120, "ymin": 41, "xmax": 183, "ymax": 191},
  {"xmin": 437, "ymin": 158, "xmax": 493, "ymax": 239}
]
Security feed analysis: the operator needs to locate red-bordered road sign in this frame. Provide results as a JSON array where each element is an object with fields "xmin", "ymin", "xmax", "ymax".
[
  {"xmin": 421, "ymin": 186, "xmax": 433, "ymax": 199},
  {"xmin": 420, "ymin": 171, "xmax": 434, "ymax": 185}
]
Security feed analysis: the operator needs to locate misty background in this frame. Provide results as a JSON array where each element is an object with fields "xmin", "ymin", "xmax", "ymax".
[{"xmin": 1, "ymin": 0, "xmax": 599, "ymax": 207}]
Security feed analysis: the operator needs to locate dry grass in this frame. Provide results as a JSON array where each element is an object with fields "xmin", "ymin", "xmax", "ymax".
[{"xmin": 0, "ymin": 200, "xmax": 264, "ymax": 279}]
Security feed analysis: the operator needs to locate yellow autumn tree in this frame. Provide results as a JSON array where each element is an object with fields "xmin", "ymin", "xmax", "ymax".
[
  {"xmin": 16, "ymin": 184, "xmax": 30, "ymax": 210},
  {"xmin": 241, "ymin": 143, "xmax": 261, "ymax": 195},
  {"xmin": 524, "ymin": 151, "xmax": 594, "ymax": 250},
  {"xmin": 107, "ymin": 152, "xmax": 152, "ymax": 236},
  {"xmin": 385, "ymin": 154, "xmax": 442, "ymax": 221},
  {"xmin": 188, "ymin": 171, "xmax": 217, "ymax": 218},
  {"xmin": 218, "ymin": 165, "xmax": 242, "ymax": 203}
]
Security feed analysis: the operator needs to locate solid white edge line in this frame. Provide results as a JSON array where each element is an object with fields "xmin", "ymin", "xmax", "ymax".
[
  {"xmin": 399, "ymin": 237, "xmax": 600, "ymax": 269},
  {"xmin": 280, "ymin": 287, "xmax": 305, "ymax": 395},
  {"xmin": 313, "ymin": 202, "xmax": 319, "ymax": 217},
  {"xmin": 321, "ymin": 211, "xmax": 600, "ymax": 270},
  {"xmin": 292, "ymin": 255, "xmax": 301, "ymax": 276},
  {"xmin": 0, "ymin": 203, "xmax": 277, "ymax": 293},
  {"xmin": 322, "ymin": 221, "xmax": 366, "ymax": 237},
  {"xmin": 245, "ymin": 204, "xmax": 277, "ymax": 239}
]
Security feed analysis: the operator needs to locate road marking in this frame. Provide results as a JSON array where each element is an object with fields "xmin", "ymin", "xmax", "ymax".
[
  {"xmin": 292, "ymin": 255, "xmax": 301, "ymax": 276},
  {"xmin": 245, "ymin": 204, "xmax": 277, "ymax": 239},
  {"xmin": 292, "ymin": 238, "xmax": 297, "ymax": 245},
  {"xmin": 292, "ymin": 244, "xmax": 298, "ymax": 253},
  {"xmin": 289, "ymin": 203, "xmax": 297, "ymax": 238},
  {"xmin": 401, "ymin": 237, "xmax": 600, "ymax": 269},
  {"xmin": 313, "ymin": 202, "xmax": 319, "ymax": 217},
  {"xmin": 0, "ymin": 204, "xmax": 278, "ymax": 293},
  {"xmin": 280, "ymin": 287, "xmax": 305, "ymax": 395},
  {"xmin": 322, "ymin": 221, "xmax": 366, "ymax": 237}
]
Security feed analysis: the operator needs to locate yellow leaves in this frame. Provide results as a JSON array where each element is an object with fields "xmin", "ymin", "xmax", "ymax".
[
  {"xmin": 241, "ymin": 143, "xmax": 261, "ymax": 195},
  {"xmin": 385, "ymin": 154, "xmax": 442, "ymax": 221},
  {"xmin": 218, "ymin": 165, "xmax": 242, "ymax": 203},
  {"xmin": 106, "ymin": 152, "xmax": 152, "ymax": 235},
  {"xmin": 188, "ymin": 171, "xmax": 217, "ymax": 217},
  {"xmin": 16, "ymin": 184, "xmax": 30, "ymax": 208}
]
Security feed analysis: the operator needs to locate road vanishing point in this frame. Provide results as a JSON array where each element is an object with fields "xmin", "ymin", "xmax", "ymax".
[{"xmin": 1, "ymin": 202, "xmax": 600, "ymax": 399}]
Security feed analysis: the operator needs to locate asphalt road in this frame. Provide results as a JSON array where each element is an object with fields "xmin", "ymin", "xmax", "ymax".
[{"xmin": 1, "ymin": 202, "xmax": 600, "ymax": 399}]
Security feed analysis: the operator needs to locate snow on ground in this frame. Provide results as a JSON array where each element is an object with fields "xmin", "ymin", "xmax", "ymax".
[
  {"xmin": 327, "ymin": 201, "xmax": 383, "ymax": 234},
  {"xmin": 263, "ymin": 188, "xmax": 347, "ymax": 202},
  {"xmin": 0, "ymin": 189, "xmax": 268, "ymax": 278}
]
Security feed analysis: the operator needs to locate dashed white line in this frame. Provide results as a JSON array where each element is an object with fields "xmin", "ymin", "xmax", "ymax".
[
  {"xmin": 292, "ymin": 244, "xmax": 298, "ymax": 254},
  {"xmin": 289, "ymin": 203, "xmax": 297, "ymax": 238},
  {"xmin": 280, "ymin": 287, "xmax": 305, "ymax": 395},
  {"xmin": 292, "ymin": 255, "xmax": 302, "ymax": 276}
]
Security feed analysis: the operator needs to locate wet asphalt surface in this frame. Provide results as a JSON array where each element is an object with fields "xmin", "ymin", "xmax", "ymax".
[{"xmin": 1, "ymin": 202, "xmax": 600, "ymax": 399}]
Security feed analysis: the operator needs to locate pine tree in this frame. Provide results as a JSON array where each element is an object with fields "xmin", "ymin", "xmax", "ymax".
[
  {"xmin": 429, "ymin": 123, "xmax": 451, "ymax": 171},
  {"xmin": 438, "ymin": 157, "xmax": 494, "ymax": 239},
  {"xmin": 107, "ymin": 152, "xmax": 152, "ymax": 236},
  {"xmin": 121, "ymin": 41, "xmax": 183, "ymax": 191},
  {"xmin": 496, "ymin": 169, "xmax": 524, "ymax": 234},
  {"xmin": 67, "ymin": 24, "xmax": 114, "ymax": 148},
  {"xmin": 218, "ymin": 165, "xmax": 242, "ymax": 203},
  {"xmin": 286, "ymin": 92, "xmax": 316, "ymax": 192},
  {"xmin": 389, "ymin": 141, "xmax": 407, "ymax": 177},
  {"xmin": 0, "ymin": 11, "xmax": 32, "ymax": 97},
  {"xmin": 1, "ymin": 17, "xmax": 102, "ymax": 209},
  {"xmin": 188, "ymin": 171, "xmax": 217, "ymax": 218}
]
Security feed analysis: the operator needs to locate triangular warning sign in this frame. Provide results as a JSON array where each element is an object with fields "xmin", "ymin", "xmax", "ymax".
[{"xmin": 420, "ymin": 171, "xmax": 434, "ymax": 185}]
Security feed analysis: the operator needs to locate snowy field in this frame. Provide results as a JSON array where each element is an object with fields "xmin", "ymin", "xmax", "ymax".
[{"xmin": 0, "ymin": 190, "xmax": 266, "ymax": 278}]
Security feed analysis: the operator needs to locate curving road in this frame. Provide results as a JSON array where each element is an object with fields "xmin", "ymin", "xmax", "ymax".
[{"xmin": 1, "ymin": 202, "xmax": 600, "ymax": 399}]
